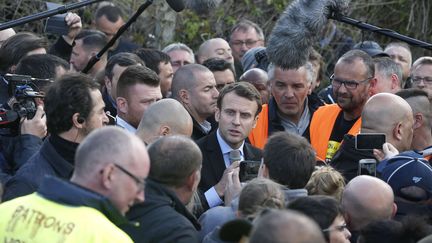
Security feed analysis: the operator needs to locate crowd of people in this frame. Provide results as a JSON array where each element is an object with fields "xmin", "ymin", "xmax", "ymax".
[{"xmin": 0, "ymin": 1, "xmax": 431, "ymax": 242}]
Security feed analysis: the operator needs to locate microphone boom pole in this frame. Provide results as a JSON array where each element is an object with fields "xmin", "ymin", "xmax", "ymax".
[
  {"xmin": 0, "ymin": 0, "xmax": 105, "ymax": 31},
  {"xmin": 82, "ymin": 0, "xmax": 154, "ymax": 73},
  {"xmin": 329, "ymin": 11, "xmax": 432, "ymax": 51}
]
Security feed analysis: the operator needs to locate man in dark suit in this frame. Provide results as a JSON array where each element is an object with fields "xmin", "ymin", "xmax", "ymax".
[{"xmin": 197, "ymin": 82, "xmax": 262, "ymax": 209}]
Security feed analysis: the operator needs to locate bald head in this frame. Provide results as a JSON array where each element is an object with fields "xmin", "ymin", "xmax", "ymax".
[
  {"xmin": 361, "ymin": 93, "xmax": 414, "ymax": 151},
  {"xmin": 342, "ymin": 175, "xmax": 396, "ymax": 231},
  {"xmin": 240, "ymin": 68, "xmax": 270, "ymax": 104},
  {"xmin": 136, "ymin": 98, "xmax": 193, "ymax": 144},
  {"xmin": 171, "ymin": 64, "xmax": 212, "ymax": 99},
  {"xmin": 249, "ymin": 210, "xmax": 326, "ymax": 243},
  {"xmin": 197, "ymin": 38, "xmax": 233, "ymax": 64}
]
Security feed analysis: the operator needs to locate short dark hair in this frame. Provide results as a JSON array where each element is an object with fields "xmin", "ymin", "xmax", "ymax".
[
  {"xmin": 147, "ymin": 136, "xmax": 202, "ymax": 187},
  {"xmin": 288, "ymin": 195, "xmax": 343, "ymax": 241},
  {"xmin": 338, "ymin": 49, "xmax": 375, "ymax": 78},
  {"xmin": 0, "ymin": 32, "xmax": 47, "ymax": 73},
  {"xmin": 396, "ymin": 88, "xmax": 429, "ymax": 100},
  {"xmin": 263, "ymin": 132, "xmax": 316, "ymax": 188},
  {"xmin": 134, "ymin": 48, "xmax": 171, "ymax": 74},
  {"xmin": 202, "ymin": 58, "xmax": 235, "ymax": 75},
  {"xmin": 116, "ymin": 65, "xmax": 160, "ymax": 98},
  {"xmin": 105, "ymin": 52, "xmax": 144, "ymax": 80},
  {"xmin": 230, "ymin": 19, "xmax": 264, "ymax": 41},
  {"xmin": 44, "ymin": 73, "xmax": 99, "ymax": 135},
  {"xmin": 95, "ymin": 5, "xmax": 123, "ymax": 22},
  {"xmin": 15, "ymin": 54, "xmax": 68, "ymax": 80},
  {"xmin": 217, "ymin": 82, "xmax": 262, "ymax": 116},
  {"xmin": 75, "ymin": 30, "xmax": 108, "ymax": 51}
]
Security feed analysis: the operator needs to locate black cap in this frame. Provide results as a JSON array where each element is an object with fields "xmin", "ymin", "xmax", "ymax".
[{"xmin": 353, "ymin": 41, "xmax": 390, "ymax": 57}]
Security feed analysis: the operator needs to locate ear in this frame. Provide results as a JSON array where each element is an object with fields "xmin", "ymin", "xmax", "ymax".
[
  {"xmin": 215, "ymin": 107, "xmax": 221, "ymax": 122},
  {"xmin": 259, "ymin": 163, "xmax": 269, "ymax": 178},
  {"xmin": 179, "ymin": 89, "xmax": 189, "ymax": 104},
  {"xmin": 413, "ymin": 113, "xmax": 423, "ymax": 130},
  {"xmin": 391, "ymin": 203, "xmax": 398, "ymax": 218},
  {"xmin": 100, "ymin": 164, "xmax": 115, "ymax": 190},
  {"xmin": 72, "ymin": 112, "xmax": 84, "ymax": 129},
  {"xmin": 185, "ymin": 170, "xmax": 198, "ymax": 191},
  {"xmin": 116, "ymin": 97, "xmax": 128, "ymax": 114},
  {"xmin": 393, "ymin": 122, "xmax": 403, "ymax": 141},
  {"xmin": 104, "ymin": 76, "xmax": 112, "ymax": 93},
  {"xmin": 159, "ymin": 125, "xmax": 171, "ymax": 136},
  {"xmin": 390, "ymin": 74, "xmax": 400, "ymax": 90}
]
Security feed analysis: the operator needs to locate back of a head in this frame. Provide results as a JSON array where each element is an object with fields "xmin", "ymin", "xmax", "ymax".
[
  {"xmin": 263, "ymin": 132, "xmax": 316, "ymax": 189},
  {"xmin": 105, "ymin": 52, "xmax": 144, "ymax": 80},
  {"xmin": 374, "ymin": 57, "xmax": 403, "ymax": 83},
  {"xmin": 241, "ymin": 46, "xmax": 266, "ymax": 72},
  {"xmin": 239, "ymin": 68, "xmax": 268, "ymax": 83},
  {"xmin": 44, "ymin": 73, "xmax": 99, "ymax": 135},
  {"xmin": 147, "ymin": 135, "xmax": 202, "ymax": 188},
  {"xmin": 249, "ymin": 209, "xmax": 326, "ymax": 243},
  {"xmin": 396, "ymin": 88, "xmax": 432, "ymax": 129},
  {"xmin": 116, "ymin": 65, "xmax": 160, "ymax": 98},
  {"xmin": 288, "ymin": 195, "xmax": 343, "ymax": 241},
  {"xmin": 202, "ymin": 57, "xmax": 235, "ymax": 75},
  {"xmin": 341, "ymin": 175, "xmax": 395, "ymax": 231},
  {"xmin": 171, "ymin": 64, "xmax": 210, "ymax": 99},
  {"xmin": 134, "ymin": 48, "xmax": 171, "ymax": 74},
  {"xmin": 136, "ymin": 98, "xmax": 192, "ymax": 141},
  {"xmin": 75, "ymin": 29, "xmax": 108, "ymax": 52},
  {"xmin": 15, "ymin": 54, "xmax": 68, "ymax": 80},
  {"xmin": 0, "ymin": 32, "xmax": 47, "ymax": 73},
  {"xmin": 305, "ymin": 166, "xmax": 346, "ymax": 201},
  {"xmin": 238, "ymin": 178, "xmax": 285, "ymax": 219}
]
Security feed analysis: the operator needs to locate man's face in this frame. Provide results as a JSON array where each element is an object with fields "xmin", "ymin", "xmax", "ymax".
[
  {"xmin": 201, "ymin": 39, "xmax": 233, "ymax": 64},
  {"xmin": 95, "ymin": 15, "xmax": 124, "ymax": 42},
  {"xmin": 167, "ymin": 50, "xmax": 194, "ymax": 73},
  {"xmin": 213, "ymin": 69, "xmax": 235, "ymax": 91},
  {"xmin": 186, "ymin": 71, "xmax": 219, "ymax": 121},
  {"xmin": 158, "ymin": 61, "xmax": 174, "ymax": 97},
  {"xmin": 333, "ymin": 60, "xmax": 371, "ymax": 113},
  {"xmin": 410, "ymin": 64, "xmax": 432, "ymax": 95},
  {"xmin": 384, "ymin": 46, "xmax": 412, "ymax": 80},
  {"xmin": 70, "ymin": 39, "xmax": 91, "ymax": 72},
  {"xmin": 109, "ymin": 139, "xmax": 150, "ymax": 215},
  {"xmin": 271, "ymin": 66, "xmax": 311, "ymax": 119},
  {"xmin": 124, "ymin": 84, "xmax": 162, "ymax": 128},
  {"xmin": 230, "ymin": 28, "xmax": 264, "ymax": 61},
  {"xmin": 82, "ymin": 89, "xmax": 109, "ymax": 136},
  {"xmin": 216, "ymin": 92, "xmax": 258, "ymax": 149}
]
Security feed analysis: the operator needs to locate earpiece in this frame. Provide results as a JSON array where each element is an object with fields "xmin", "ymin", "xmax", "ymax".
[{"xmin": 77, "ymin": 117, "xmax": 85, "ymax": 124}]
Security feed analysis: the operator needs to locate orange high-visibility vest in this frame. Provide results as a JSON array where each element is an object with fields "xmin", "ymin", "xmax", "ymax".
[
  {"xmin": 310, "ymin": 104, "xmax": 362, "ymax": 161},
  {"xmin": 248, "ymin": 104, "xmax": 269, "ymax": 149}
]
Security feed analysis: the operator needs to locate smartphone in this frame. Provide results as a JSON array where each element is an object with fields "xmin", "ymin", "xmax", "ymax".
[
  {"xmin": 44, "ymin": 2, "xmax": 69, "ymax": 36},
  {"xmin": 239, "ymin": 160, "xmax": 261, "ymax": 182},
  {"xmin": 358, "ymin": 159, "xmax": 377, "ymax": 176},
  {"xmin": 355, "ymin": 133, "xmax": 386, "ymax": 150}
]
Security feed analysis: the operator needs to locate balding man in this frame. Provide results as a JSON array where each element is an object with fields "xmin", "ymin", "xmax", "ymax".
[
  {"xmin": 239, "ymin": 68, "xmax": 270, "ymax": 104},
  {"xmin": 136, "ymin": 98, "xmax": 193, "ymax": 145},
  {"xmin": 396, "ymin": 89, "xmax": 432, "ymax": 152},
  {"xmin": 249, "ymin": 209, "xmax": 326, "ymax": 243},
  {"xmin": 0, "ymin": 127, "xmax": 150, "ymax": 242},
  {"xmin": 331, "ymin": 93, "xmax": 413, "ymax": 181},
  {"xmin": 341, "ymin": 175, "xmax": 397, "ymax": 242},
  {"xmin": 196, "ymin": 38, "xmax": 233, "ymax": 64},
  {"xmin": 172, "ymin": 64, "xmax": 219, "ymax": 140},
  {"xmin": 122, "ymin": 136, "xmax": 202, "ymax": 242}
]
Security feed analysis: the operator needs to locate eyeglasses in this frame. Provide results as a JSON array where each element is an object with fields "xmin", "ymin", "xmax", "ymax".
[
  {"xmin": 411, "ymin": 76, "xmax": 432, "ymax": 84},
  {"xmin": 323, "ymin": 223, "xmax": 348, "ymax": 232},
  {"xmin": 114, "ymin": 164, "xmax": 146, "ymax": 191},
  {"xmin": 231, "ymin": 39, "xmax": 262, "ymax": 48},
  {"xmin": 330, "ymin": 74, "xmax": 373, "ymax": 90}
]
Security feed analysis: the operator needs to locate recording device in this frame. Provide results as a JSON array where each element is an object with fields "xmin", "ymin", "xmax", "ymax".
[
  {"xmin": 355, "ymin": 133, "xmax": 386, "ymax": 150},
  {"xmin": 44, "ymin": 2, "xmax": 69, "ymax": 36},
  {"xmin": 239, "ymin": 160, "xmax": 261, "ymax": 182},
  {"xmin": 358, "ymin": 158, "xmax": 377, "ymax": 176}
]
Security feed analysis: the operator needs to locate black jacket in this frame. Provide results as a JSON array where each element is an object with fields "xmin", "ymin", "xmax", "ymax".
[
  {"xmin": 330, "ymin": 134, "xmax": 375, "ymax": 182},
  {"xmin": 122, "ymin": 179, "xmax": 200, "ymax": 243},
  {"xmin": 191, "ymin": 116, "xmax": 218, "ymax": 141},
  {"xmin": 2, "ymin": 136, "xmax": 74, "ymax": 201}
]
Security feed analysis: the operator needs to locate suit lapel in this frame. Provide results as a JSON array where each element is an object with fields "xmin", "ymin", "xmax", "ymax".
[{"xmin": 206, "ymin": 132, "xmax": 226, "ymax": 182}]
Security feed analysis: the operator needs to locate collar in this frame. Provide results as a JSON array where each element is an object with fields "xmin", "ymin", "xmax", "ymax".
[
  {"xmin": 116, "ymin": 115, "xmax": 137, "ymax": 133},
  {"xmin": 41, "ymin": 138, "xmax": 75, "ymax": 178},
  {"xmin": 216, "ymin": 129, "xmax": 244, "ymax": 156},
  {"xmin": 38, "ymin": 176, "xmax": 129, "ymax": 226},
  {"xmin": 199, "ymin": 120, "xmax": 212, "ymax": 134}
]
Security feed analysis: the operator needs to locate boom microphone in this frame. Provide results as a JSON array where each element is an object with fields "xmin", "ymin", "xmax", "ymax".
[
  {"xmin": 166, "ymin": 0, "xmax": 185, "ymax": 12},
  {"xmin": 266, "ymin": 0, "xmax": 350, "ymax": 69}
]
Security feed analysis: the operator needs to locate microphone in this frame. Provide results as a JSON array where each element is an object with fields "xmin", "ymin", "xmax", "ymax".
[
  {"xmin": 183, "ymin": 0, "xmax": 221, "ymax": 13},
  {"xmin": 266, "ymin": 0, "xmax": 350, "ymax": 69},
  {"xmin": 229, "ymin": 150, "xmax": 242, "ymax": 164},
  {"xmin": 166, "ymin": 0, "xmax": 185, "ymax": 12}
]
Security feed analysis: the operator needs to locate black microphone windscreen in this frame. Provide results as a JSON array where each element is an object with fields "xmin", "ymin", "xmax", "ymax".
[
  {"xmin": 267, "ymin": 0, "xmax": 350, "ymax": 69},
  {"xmin": 166, "ymin": 0, "xmax": 185, "ymax": 12}
]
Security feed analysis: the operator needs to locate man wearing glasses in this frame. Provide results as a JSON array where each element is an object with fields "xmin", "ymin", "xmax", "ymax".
[
  {"xmin": 0, "ymin": 127, "xmax": 150, "ymax": 242},
  {"xmin": 410, "ymin": 57, "xmax": 432, "ymax": 95},
  {"xmin": 310, "ymin": 50, "xmax": 377, "ymax": 162}
]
